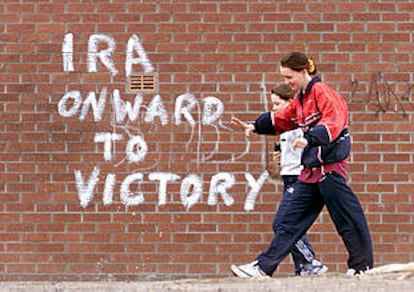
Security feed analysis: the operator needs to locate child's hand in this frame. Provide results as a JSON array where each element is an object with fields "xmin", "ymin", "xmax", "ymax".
[
  {"xmin": 231, "ymin": 116, "xmax": 255, "ymax": 137},
  {"xmin": 273, "ymin": 151, "xmax": 281, "ymax": 164}
]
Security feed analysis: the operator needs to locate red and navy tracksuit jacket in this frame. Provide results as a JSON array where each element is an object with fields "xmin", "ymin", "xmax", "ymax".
[{"xmin": 253, "ymin": 76, "xmax": 350, "ymax": 168}]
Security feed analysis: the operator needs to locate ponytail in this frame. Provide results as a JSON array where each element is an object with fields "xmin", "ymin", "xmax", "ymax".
[{"xmin": 307, "ymin": 58, "xmax": 317, "ymax": 75}]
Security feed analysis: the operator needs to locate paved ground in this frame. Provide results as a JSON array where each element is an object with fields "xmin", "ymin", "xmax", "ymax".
[{"xmin": 1, "ymin": 272, "xmax": 413, "ymax": 292}]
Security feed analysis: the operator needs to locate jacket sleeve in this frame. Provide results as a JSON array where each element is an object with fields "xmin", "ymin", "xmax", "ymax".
[
  {"xmin": 304, "ymin": 84, "xmax": 349, "ymax": 145},
  {"xmin": 253, "ymin": 112, "xmax": 275, "ymax": 135},
  {"xmin": 253, "ymin": 100, "xmax": 298, "ymax": 135}
]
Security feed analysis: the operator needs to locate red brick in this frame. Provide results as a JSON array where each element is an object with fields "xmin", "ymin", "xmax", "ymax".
[
  {"xmin": 189, "ymin": 3, "xmax": 217, "ymax": 12},
  {"xmin": 5, "ymin": 4, "xmax": 34, "ymax": 13}
]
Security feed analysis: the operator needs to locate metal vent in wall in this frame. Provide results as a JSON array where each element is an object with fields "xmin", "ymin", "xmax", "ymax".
[{"xmin": 128, "ymin": 73, "xmax": 157, "ymax": 92}]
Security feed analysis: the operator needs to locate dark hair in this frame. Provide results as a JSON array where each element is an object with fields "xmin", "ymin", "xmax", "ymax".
[
  {"xmin": 280, "ymin": 52, "xmax": 317, "ymax": 75},
  {"xmin": 271, "ymin": 84, "xmax": 295, "ymax": 101}
]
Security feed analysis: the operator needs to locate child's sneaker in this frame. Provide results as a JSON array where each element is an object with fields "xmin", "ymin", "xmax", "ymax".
[
  {"xmin": 231, "ymin": 260, "xmax": 268, "ymax": 278},
  {"xmin": 299, "ymin": 259, "xmax": 329, "ymax": 276}
]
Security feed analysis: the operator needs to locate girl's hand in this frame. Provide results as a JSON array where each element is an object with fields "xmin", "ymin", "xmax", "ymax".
[
  {"xmin": 292, "ymin": 137, "xmax": 308, "ymax": 149},
  {"xmin": 231, "ymin": 116, "xmax": 255, "ymax": 137}
]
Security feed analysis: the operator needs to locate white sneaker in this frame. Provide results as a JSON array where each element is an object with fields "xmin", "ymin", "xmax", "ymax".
[
  {"xmin": 346, "ymin": 268, "xmax": 357, "ymax": 276},
  {"xmin": 231, "ymin": 260, "xmax": 268, "ymax": 278},
  {"xmin": 346, "ymin": 267, "xmax": 369, "ymax": 276},
  {"xmin": 299, "ymin": 259, "xmax": 329, "ymax": 276}
]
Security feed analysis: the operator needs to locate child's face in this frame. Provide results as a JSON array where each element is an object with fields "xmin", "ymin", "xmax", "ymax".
[{"xmin": 271, "ymin": 94, "xmax": 291, "ymax": 113}]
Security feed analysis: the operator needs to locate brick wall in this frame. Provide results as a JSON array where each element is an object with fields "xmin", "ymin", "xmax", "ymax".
[{"xmin": 1, "ymin": 0, "xmax": 413, "ymax": 281}]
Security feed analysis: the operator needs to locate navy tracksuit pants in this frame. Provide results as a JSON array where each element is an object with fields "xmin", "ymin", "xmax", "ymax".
[
  {"xmin": 257, "ymin": 172, "xmax": 373, "ymax": 276},
  {"xmin": 275, "ymin": 175, "xmax": 316, "ymax": 274}
]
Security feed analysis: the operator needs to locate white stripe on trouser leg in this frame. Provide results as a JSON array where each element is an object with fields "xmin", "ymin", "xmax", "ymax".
[{"xmin": 295, "ymin": 239, "xmax": 314, "ymax": 262}]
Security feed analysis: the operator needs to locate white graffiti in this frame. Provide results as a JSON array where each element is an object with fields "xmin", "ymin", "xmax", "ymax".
[
  {"xmin": 87, "ymin": 34, "xmax": 118, "ymax": 76},
  {"xmin": 244, "ymin": 171, "xmax": 270, "ymax": 211},
  {"xmin": 207, "ymin": 172, "xmax": 235, "ymax": 206},
  {"xmin": 94, "ymin": 132, "xmax": 124, "ymax": 162},
  {"xmin": 60, "ymin": 33, "xmax": 271, "ymax": 211},
  {"xmin": 57, "ymin": 88, "xmax": 234, "ymax": 165},
  {"xmin": 144, "ymin": 94, "xmax": 168, "ymax": 125},
  {"xmin": 62, "ymin": 33, "xmax": 154, "ymax": 77},
  {"xmin": 103, "ymin": 173, "xmax": 116, "ymax": 205},
  {"xmin": 175, "ymin": 93, "xmax": 197, "ymax": 127},
  {"xmin": 113, "ymin": 90, "xmax": 143, "ymax": 123},
  {"xmin": 58, "ymin": 88, "xmax": 223, "ymax": 126},
  {"xmin": 57, "ymin": 88, "xmax": 108, "ymax": 121},
  {"xmin": 62, "ymin": 33, "xmax": 74, "ymax": 72},
  {"xmin": 74, "ymin": 167, "xmax": 269, "ymax": 211},
  {"xmin": 74, "ymin": 166, "xmax": 100, "ymax": 208},
  {"xmin": 148, "ymin": 172, "xmax": 180, "ymax": 206},
  {"xmin": 180, "ymin": 174, "xmax": 203, "ymax": 210},
  {"xmin": 126, "ymin": 34, "xmax": 154, "ymax": 76},
  {"xmin": 120, "ymin": 172, "xmax": 145, "ymax": 206},
  {"xmin": 125, "ymin": 135, "xmax": 148, "ymax": 164}
]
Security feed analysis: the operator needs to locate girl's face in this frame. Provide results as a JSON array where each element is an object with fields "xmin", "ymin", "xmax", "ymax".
[
  {"xmin": 280, "ymin": 66, "xmax": 307, "ymax": 92},
  {"xmin": 271, "ymin": 94, "xmax": 291, "ymax": 113}
]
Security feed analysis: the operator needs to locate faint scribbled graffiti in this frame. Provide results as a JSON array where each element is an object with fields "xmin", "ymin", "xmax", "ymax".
[{"xmin": 350, "ymin": 72, "xmax": 414, "ymax": 116}]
